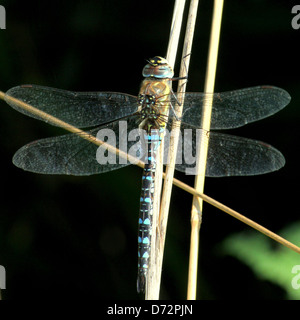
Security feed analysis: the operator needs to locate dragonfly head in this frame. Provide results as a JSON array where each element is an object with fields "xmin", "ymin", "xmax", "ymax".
[
  {"xmin": 142, "ymin": 56, "xmax": 174, "ymax": 79},
  {"xmin": 148, "ymin": 56, "xmax": 168, "ymax": 66}
]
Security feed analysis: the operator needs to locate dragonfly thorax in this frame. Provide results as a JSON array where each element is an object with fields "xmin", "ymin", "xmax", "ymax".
[
  {"xmin": 139, "ymin": 94, "xmax": 160, "ymax": 122},
  {"xmin": 138, "ymin": 76, "xmax": 172, "ymax": 131},
  {"xmin": 142, "ymin": 56, "xmax": 174, "ymax": 79}
]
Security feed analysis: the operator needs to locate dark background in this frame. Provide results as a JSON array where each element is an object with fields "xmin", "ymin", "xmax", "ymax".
[{"xmin": 0, "ymin": 0, "xmax": 298, "ymax": 300}]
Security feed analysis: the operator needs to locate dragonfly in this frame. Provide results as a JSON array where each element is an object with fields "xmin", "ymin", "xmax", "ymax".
[{"xmin": 3, "ymin": 56, "xmax": 290, "ymax": 294}]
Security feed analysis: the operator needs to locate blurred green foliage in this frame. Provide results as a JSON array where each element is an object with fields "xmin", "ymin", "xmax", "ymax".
[{"xmin": 222, "ymin": 222, "xmax": 300, "ymax": 299}]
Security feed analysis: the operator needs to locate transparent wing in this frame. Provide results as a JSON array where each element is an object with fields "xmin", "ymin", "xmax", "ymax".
[
  {"xmin": 12, "ymin": 115, "xmax": 146, "ymax": 175},
  {"xmin": 9, "ymin": 85, "xmax": 288, "ymax": 177},
  {"xmin": 172, "ymin": 125, "xmax": 285, "ymax": 177},
  {"xmin": 175, "ymin": 86, "xmax": 290, "ymax": 130},
  {"xmin": 13, "ymin": 120, "xmax": 285, "ymax": 177},
  {"xmin": 5, "ymin": 85, "xmax": 290, "ymax": 130},
  {"xmin": 5, "ymin": 85, "xmax": 138, "ymax": 128}
]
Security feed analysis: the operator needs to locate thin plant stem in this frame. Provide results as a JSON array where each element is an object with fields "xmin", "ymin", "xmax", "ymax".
[
  {"xmin": 172, "ymin": 177, "xmax": 300, "ymax": 254},
  {"xmin": 146, "ymin": 0, "xmax": 186, "ymax": 300},
  {"xmin": 158, "ymin": 0, "xmax": 199, "ymax": 300},
  {"xmin": 188, "ymin": 0, "xmax": 224, "ymax": 300}
]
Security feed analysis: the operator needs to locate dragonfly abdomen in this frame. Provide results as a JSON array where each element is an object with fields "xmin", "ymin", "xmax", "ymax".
[{"xmin": 137, "ymin": 129, "xmax": 161, "ymax": 293}]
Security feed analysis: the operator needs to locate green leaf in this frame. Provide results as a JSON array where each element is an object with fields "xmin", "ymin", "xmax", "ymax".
[{"xmin": 222, "ymin": 222, "xmax": 300, "ymax": 299}]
